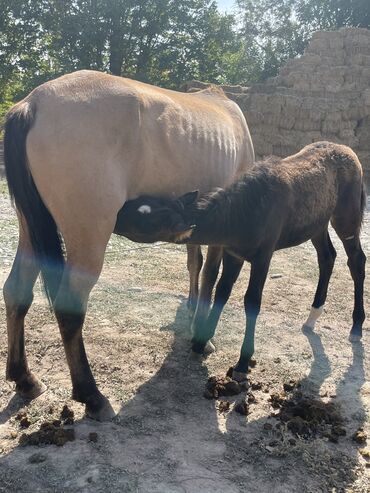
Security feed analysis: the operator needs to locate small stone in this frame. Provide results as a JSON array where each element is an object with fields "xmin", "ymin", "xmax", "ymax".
[
  {"xmin": 10, "ymin": 431, "xmax": 18, "ymax": 439},
  {"xmin": 247, "ymin": 393, "xmax": 256, "ymax": 404},
  {"xmin": 28, "ymin": 453, "xmax": 47, "ymax": 464},
  {"xmin": 88, "ymin": 432, "xmax": 98, "ymax": 443},
  {"xmin": 270, "ymin": 274, "xmax": 283, "ymax": 279},
  {"xmin": 352, "ymin": 429, "xmax": 367, "ymax": 444},
  {"xmin": 273, "ymin": 357, "xmax": 281, "ymax": 364}
]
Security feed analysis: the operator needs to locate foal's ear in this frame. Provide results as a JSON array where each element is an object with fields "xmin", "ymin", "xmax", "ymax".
[{"xmin": 178, "ymin": 190, "xmax": 199, "ymax": 206}]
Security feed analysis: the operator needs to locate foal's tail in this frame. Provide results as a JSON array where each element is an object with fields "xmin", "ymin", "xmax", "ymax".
[{"xmin": 4, "ymin": 101, "xmax": 64, "ymax": 305}]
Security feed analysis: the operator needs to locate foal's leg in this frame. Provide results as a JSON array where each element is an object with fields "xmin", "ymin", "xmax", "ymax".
[
  {"xmin": 192, "ymin": 252, "xmax": 243, "ymax": 353},
  {"xmin": 332, "ymin": 196, "xmax": 366, "ymax": 341},
  {"xmin": 3, "ymin": 218, "xmax": 44, "ymax": 398},
  {"xmin": 53, "ymin": 235, "xmax": 115, "ymax": 420},
  {"xmin": 304, "ymin": 230, "xmax": 337, "ymax": 330},
  {"xmin": 232, "ymin": 253, "xmax": 272, "ymax": 382},
  {"xmin": 190, "ymin": 246, "xmax": 223, "ymax": 349},
  {"xmin": 338, "ymin": 236, "xmax": 366, "ymax": 341},
  {"xmin": 186, "ymin": 245, "xmax": 203, "ymax": 315}
]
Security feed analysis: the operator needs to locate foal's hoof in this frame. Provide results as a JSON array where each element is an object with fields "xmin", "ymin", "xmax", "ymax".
[
  {"xmin": 85, "ymin": 395, "xmax": 116, "ymax": 421},
  {"xmin": 349, "ymin": 333, "xmax": 362, "ymax": 343},
  {"xmin": 204, "ymin": 340, "xmax": 216, "ymax": 354},
  {"xmin": 190, "ymin": 339, "xmax": 215, "ymax": 358},
  {"xmin": 15, "ymin": 374, "xmax": 47, "ymax": 400},
  {"xmin": 231, "ymin": 370, "xmax": 248, "ymax": 384}
]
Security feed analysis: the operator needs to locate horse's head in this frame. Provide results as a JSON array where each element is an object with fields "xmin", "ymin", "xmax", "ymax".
[{"xmin": 116, "ymin": 191, "xmax": 199, "ymax": 243}]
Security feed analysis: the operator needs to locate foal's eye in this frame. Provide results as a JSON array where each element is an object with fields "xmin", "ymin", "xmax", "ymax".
[{"xmin": 138, "ymin": 205, "xmax": 152, "ymax": 214}]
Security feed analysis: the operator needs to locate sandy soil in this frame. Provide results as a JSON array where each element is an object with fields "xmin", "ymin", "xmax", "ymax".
[{"xmin": 0, "ymin": 181, "xmax": 369, "ymax": 493}]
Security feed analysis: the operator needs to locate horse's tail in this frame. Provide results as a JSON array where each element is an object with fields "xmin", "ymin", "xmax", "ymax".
[{"xmin": 4, "ymin": 101, "xmax": 64, "ymax": 305}]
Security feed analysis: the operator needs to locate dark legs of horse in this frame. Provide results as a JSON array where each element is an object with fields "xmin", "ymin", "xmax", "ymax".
[
  {"xmin": 232, "ymin": 253, "xmax": 272, "ymax": 382},
  {"xmin": 3, "ymin": 223, "xmax": 45, "ymax": 398},
  {"xmin": 190, "ymin": 246, "xmax": 223, "ymax": 350},
  {"xmin": 332, "ymin": 191, "xmax": 366, "ymax": 341},
  {"xmin": 303, "ymin": 230, "xmax": 337, "ymax": 330},
  {"xmin": 340, "ymin": 237, "xmax": 366, "ymax": 340},
  {"xmin": 186, "ymin": 245, "xmax": 203, "ymax": 315},
  {"xmin": 53, "ymin": 262, "xmax": 114, "ymax": 420},
  {"xmin": 191, "ymin": 252, "xmax": 243, "ymax": 353}
]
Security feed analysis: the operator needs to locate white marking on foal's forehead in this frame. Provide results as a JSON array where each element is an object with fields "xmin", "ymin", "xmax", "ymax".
[{"xmin": 138, "ymin": 205, "xmax": 152, "ymax": 214}]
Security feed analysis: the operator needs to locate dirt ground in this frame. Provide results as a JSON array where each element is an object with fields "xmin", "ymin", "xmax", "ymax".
[{"xmin": 0, "ymin": 179, "xmax": 369, "ymax": 493}]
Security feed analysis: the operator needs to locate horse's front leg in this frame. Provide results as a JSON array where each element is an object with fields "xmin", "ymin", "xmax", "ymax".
[
  {"xmin": 192, "ymin": 252, "xmax": 243, "ymax": 354},
  {"xmin": 232, "ymin": 253, "xmax": 272, "ymax": 382}
]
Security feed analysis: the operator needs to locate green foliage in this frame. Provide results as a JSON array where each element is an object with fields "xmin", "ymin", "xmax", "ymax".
[
  {"xmin": 0, "ymin": 0, "xmax": 369, "ymax": 108},
  {"xmin": 236, "ymin": 0, "xmax": 370, "ymax": 83}
]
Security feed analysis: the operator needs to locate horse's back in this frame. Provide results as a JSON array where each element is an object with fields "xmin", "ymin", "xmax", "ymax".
[
  {"xmin": 26, "ymin": 70, "xmax": 252, "ymax": 194},
  {"xmin": 19, "ymin": 70, "xmax": 253, "ymax": 242}
]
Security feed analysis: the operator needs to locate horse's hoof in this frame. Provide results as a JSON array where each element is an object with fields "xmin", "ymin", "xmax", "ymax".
[
  {"xmin": 349, "ymin": 333, "xmax": 362, "ymax": 343},
  {"xmin": 85, "ymin": 395, "xmax": 116, "ymax": 421},
  {"xmin": 204, "ymin": 340, "xmax": 216, "ymax": 354},
  {"xmin": 302, "ymin": 323, "xmax": 314, "ymax": 333},
  {"xmin": 15, "ymin": 374, "xmax": 47, "ymax": 400},
  {"xmin": 232, "ymin": 370, "xmax": 248, "ymax": 383}
]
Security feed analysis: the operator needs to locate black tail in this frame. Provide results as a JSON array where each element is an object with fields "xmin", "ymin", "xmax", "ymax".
[{"xmin": 4, "ymin": 101, "xmax": 64, "ymax": 305}]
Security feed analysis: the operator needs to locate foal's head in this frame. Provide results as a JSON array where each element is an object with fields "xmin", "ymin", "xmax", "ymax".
[{"xmin": 117, "ymin": 191, "xmax": 199, "ymax": 243}]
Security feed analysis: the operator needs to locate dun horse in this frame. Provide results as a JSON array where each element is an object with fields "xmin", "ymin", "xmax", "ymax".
[
  {"xmin": 118, "ymin": 142, "xmax": 366, "ymax": 382},
  {"xmin": 3, "ymin": 70, "xmax": 254, "ymax": 420}
]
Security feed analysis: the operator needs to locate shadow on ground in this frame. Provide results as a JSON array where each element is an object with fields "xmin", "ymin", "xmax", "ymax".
[{"xmin": 0, "ymin": 295, "xmax": 367, "ymax": 493}]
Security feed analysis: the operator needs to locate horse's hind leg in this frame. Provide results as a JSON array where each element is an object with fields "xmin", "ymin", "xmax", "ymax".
[
  {"xmin": 53, "ymin": 232, "xmax": 115, "ymax": 421},
  {"xmin": 191, "ymin": 246, "xmax": 223, "ymax": 351},
  {"xmin": 332, "ymin": 194, "xmax": 366, "ymax": 341},
  {"xmin": 186, "ymin": 245, "xmax": 203, "ymax": 315},
  {"xmin": 304, "ymin": 230, "xmax": 337, "ymax": 330},
  {"xmin": 4, "ymin": 218, "xmax": 45, "ymax": 399}
]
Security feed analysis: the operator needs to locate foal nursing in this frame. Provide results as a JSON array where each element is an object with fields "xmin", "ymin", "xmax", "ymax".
[{"xmin": 120, "ymin": 142, "xmax": 366, "ymax": 382}]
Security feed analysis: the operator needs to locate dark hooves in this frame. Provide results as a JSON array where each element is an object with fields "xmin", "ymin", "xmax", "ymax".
[
  {"xmin": 349, "ymin": 324, "xmax": 362, "ymax": 343},
  {"xmin": 14, "ymin": 373, "xmax": 47, "ymax": 400},
  {"xmin": 85, "ymin": 394, "xmax": 116, "ymax": 421},
  {"xmin": 191, "ymin": 339, "xmax": 215, "ymax": 355}
]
